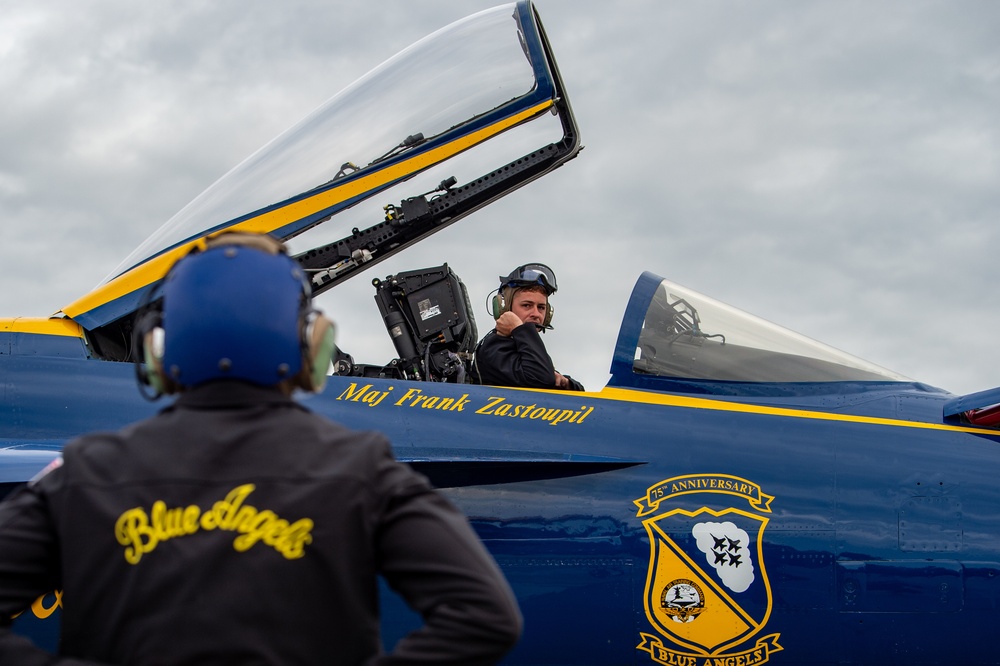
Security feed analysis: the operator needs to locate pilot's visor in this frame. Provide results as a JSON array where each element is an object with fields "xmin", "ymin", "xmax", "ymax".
[{"xmin": 502, "ymin": 263, "xmax": 557, "ymax": 294}]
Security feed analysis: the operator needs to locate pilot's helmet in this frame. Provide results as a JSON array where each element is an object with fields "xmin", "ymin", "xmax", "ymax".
[
  {"xmin": 499, "ymin": 263, "xmax": 558, "ymax": 296},
  {"xmin": 493, "ymin": 262, "xmax": 558, "ymax": 328},
  {"xmin": 145, "ymin": 233, "xmax": 335, "ymax": 394}
]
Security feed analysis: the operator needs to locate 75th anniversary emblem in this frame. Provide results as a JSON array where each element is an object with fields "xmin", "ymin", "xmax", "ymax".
[{"xmin": 634, "ymin": 474, "xmax": 782, "ymax": 665}]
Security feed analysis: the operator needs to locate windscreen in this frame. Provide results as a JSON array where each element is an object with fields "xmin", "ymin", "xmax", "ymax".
[{"xmin": 633, "ymin": 279, "xmax": 910, "ymax": 383}]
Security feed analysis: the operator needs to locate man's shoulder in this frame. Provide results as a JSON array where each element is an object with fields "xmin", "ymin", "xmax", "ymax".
[
  {"xmin": 302, "ymin": 410, "xmax": 392, "ymax": 450},
  {"xmin": 63, "ymin": 428, "xmax": 130, "ymax": 457},
  {"xmin": 56, "ymin": 406, "xmax": 397, "ymax": 488}
]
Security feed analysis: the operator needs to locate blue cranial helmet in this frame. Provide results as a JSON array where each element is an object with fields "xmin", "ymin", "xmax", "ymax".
[{"xmin": 156, "ymin": 234, "xmax": 322, "ymax": 389}]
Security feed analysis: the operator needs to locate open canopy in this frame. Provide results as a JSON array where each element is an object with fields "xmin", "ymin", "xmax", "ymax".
[{"xmin": 61, "ymin": 1, "xmax": 579, "ymax": 347}]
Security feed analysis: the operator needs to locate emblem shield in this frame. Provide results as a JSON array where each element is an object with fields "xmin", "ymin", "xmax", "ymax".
[{"xmin": 642, "ymin": 506, "xmax": 772, "ymax": 655}]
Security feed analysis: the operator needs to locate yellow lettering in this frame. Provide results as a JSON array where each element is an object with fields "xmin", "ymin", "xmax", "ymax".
[
  {"xmin": 575, "ymin": 406, "xmax": 594, "ymax": 424},
  {"xmin": 275, "ymin": 519, "xmax": 314, "ymax": 559},
  {"xmin": 362, "ymin": 388, "xmax": 392, "ymax": 407},
  {"xmin": 474, "ymin": 399, "xmax": 588, "ymax": 425},
  {"xmin": 30, "ymin": 591, "xmax": 63, "ymax": 619},
  {"xmin": 183, "ymin": 505, "xmax": 201, "ymax": 534},
  {"xmin": 549, "ymin": 409, "xmax": 575, "ymax": 426},
  {"xmin": 395, "ymin": 387, "xmax": 423, "ymax": 406},
  {"xmin": 336, "ymin": 382, "xmax": 372, "ymax": 401},
  {"xmin": 475, "ymin": 396, "xmax": 505, "ymax": 415},
  {"xmin": 115, "ymin": 508, "xmax": 158, "ymax": 564},
  {"xmin": 261, "ymin": 519, "xmax": 290, "ymax": 547},
  {"xmin": 150, "ymin": 501, "xmax": 170, "ymax": 541},
  {"xmin": 232, "ymin": 509, "xmax": 278, "ymax": 551},
  {"xmin": 115, "ymin": 483, "xmax": 313, "ymax": 564},
  {"xmin": 217, "ymin": 484, "xmax": 256, "ymax": 530},
  {"xmin": 153, "ymin": 501, "xmax": 192, "ymax": 540},
  {"xmin": 231, "ymin": 505, "xmax": 259, "ymax": 532},
  {"xmin": 200, "ymin": 507, "xmax": 218, "ymax": 530}
]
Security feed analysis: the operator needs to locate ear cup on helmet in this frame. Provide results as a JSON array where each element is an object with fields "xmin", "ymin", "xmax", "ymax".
[
  {"xmin": 297, "ymin": 312, "xmax": 336, "ymax": 392},
  {"xmin": 543, "ymin": 302, "xmax": 554, "ymax": 329},
  {"xmin": 141, "ymin": 325, "xmax": 180, "ymax": 396},
  {"xmin": 490, "ymin": 291, "xmax": 507, "ymax": 319}
]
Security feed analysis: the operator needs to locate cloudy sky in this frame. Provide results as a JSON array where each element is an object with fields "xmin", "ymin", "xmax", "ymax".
[{"xmin": 2, "ymin": 1, "xmax": 998, "ymax": 396}]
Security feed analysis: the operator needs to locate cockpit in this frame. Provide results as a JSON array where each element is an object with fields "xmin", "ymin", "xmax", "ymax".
[
  {"xmin": 629, "ymin": 276, "xmax": 908, "ymax": 384},
  {"xmin": 318, "ymin": 264, "xmax": 912, "ymax": 392}
]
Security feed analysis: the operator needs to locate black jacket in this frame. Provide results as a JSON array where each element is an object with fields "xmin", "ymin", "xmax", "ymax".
[
  {"xmin": 0, "ymin": 382, "xmax": 521, "ymax": 665},
  {"xmin": 475, "ymin": 325, "xmax": 583, "ymax": 391}
]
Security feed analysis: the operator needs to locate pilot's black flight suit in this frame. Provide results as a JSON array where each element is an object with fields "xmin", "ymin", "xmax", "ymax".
[
  {"xmin": 475, "ymin": 324, "xmax": 584, "ymax": 391},
  {"xmin": 0, "ymin": 382, "xmax": 521, "ymax": 665}
]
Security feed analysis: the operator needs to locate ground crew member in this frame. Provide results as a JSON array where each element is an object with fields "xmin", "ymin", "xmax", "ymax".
[{"xmin": 0, "ymin": 232, "xmax": 521, "ymax": 665}]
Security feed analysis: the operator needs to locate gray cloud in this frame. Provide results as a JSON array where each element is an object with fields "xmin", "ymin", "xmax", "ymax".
[{"xmin": 1, "ymin": 0, "xmax": 997, "ymax": 395}]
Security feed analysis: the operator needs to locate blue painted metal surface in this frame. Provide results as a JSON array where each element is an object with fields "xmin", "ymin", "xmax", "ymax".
[
  {"xmin": 4, "ymin": 3, "xmax": 1000, "ymax": 662},
  {"xmin": 5, "ymin": 306, "xmax": 1000, "ymax": 662}
]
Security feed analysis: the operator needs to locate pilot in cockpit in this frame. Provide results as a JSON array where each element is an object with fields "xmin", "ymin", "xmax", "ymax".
[{"xmin": 473, "ymin": 263, "xmax": 584, "ymax": 391}]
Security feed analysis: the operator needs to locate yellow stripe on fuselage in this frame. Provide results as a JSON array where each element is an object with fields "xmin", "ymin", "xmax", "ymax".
[
  {"xmin": 498, "ymin": 384, "xmax": 997, "ymax": 437},
  {"xmin": 0, "ymin": 318, "xmax": 84, "ymax": 338},
  {"xmin": 595, "ymin": 386, "xmax": 992, "ymax": 436},
  {"xmin": 62, "ymin": 100, "xmax": 555, "ymax": 320}
]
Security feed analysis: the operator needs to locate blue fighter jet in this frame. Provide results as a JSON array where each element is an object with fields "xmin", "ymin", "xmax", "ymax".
[{"xmin": 3, "ymin": 3, "xmax": 1000, "ymax": 663}]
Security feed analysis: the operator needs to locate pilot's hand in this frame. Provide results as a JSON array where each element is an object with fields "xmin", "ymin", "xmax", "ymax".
[
  {"xmin": 555, "ymin": 372, "xmax": 585, "ymax": 391},
  {"xmin": 495, "ymin": 311, "xmax": 523, "ymax": 337}
]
